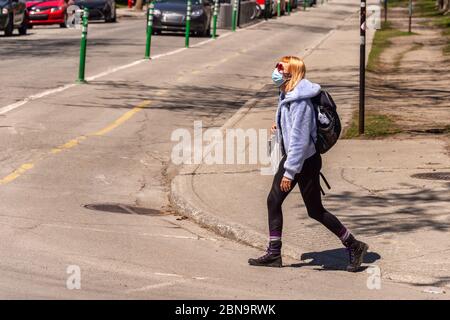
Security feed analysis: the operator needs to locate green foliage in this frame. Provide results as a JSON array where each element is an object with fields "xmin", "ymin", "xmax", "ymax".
[{"xmin": 387, "ymin": 0, "xmax": 409, "ymax": 8}]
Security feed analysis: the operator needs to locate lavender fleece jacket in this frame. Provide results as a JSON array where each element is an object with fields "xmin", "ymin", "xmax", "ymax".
[{"xmin": 275, "ymin": 78, "xmax": 320, "ymax": 180}]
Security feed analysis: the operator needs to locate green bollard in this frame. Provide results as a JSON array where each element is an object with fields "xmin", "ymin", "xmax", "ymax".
[
  {"xmin": 303, "ymin": 0, "xmax": 306, "ymax": 11},
  {"xmin": 287, "ymin": 0, "xmax": 291, "ymax": 15},
  {"xmin": 185, "ymin": 0, "xmax": 191, "ymax": 47},
  {"xmin": 212, "ymin": 0, "xmax": 219, "ymax": 38},
  {"xmin": 231, "ymin": 0, "xmax": 238, "ymax": 31},
  {"xmin": 145, "ymin": 2, "xmax": 154, "ymax": 59},
  {"xmin": 77, "ymin": 8, "xmax": 89, "ymax": 84},
  {"xmin": 277, "ymin": 0, "xmax": 280, "ymax": 17}
]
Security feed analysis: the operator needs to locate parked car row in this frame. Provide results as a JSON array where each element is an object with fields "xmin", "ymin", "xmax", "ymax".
[
  {"xmin": 0, "ymin": 0, "xmax": 116, "ymax": 36},
  {"xmin": 151, "ymin": 0, "xmax": 213, "ymax": 36},
  {"xmin": 149, "ymin": 0, "xmax": 308, "ymax": 37},
  {"xmin": 0, "ymin": 0, "xmax": 28, "ymax": 36}
]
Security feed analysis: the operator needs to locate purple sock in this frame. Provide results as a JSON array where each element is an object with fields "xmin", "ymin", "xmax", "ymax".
[{"xmin": 269, "ymin": 231, "xmax": 282, "ymax": 242}]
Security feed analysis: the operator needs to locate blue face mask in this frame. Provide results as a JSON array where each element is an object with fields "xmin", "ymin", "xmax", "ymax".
[{"xmin": 272, "ymin": 68, "xmax": 285, "ymax": 87}]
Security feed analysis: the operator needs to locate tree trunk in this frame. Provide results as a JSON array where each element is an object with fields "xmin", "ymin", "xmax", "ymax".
[{"xmin": 134, "ymin": 0, "xmax": 144, "ymax": 11}]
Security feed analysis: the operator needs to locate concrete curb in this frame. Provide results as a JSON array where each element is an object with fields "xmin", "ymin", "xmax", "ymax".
[
  {"xmin": 170, "ymin": 175, "xmax": 304, "ymax": 260},
  {"xmin": 169, "ymin": 85, "xmax": 304, "ymax": 260}
]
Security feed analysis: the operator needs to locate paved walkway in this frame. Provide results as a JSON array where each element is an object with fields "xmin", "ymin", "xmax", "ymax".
[{"xmin": 170, "ymin": 0, "xmax": 450, "ymax": 293}]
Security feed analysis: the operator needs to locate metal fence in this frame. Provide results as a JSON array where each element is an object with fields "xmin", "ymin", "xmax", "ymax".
[{"xmin": 217, "ymin": 1, "xmax": 258, "ymax": 29}]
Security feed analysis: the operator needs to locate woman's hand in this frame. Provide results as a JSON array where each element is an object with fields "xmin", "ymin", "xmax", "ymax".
[
  {"xmin": 271, "ymin": 123, "xmax": 277, "ymax": 134},
  {"xmin": 280, "ymin": 176, "xmax": 292, "ymax": 192}
]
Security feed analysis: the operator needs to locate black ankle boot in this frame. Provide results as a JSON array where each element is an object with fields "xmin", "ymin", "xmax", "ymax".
[
  {"xmin": 346, "ymin": 240, "xmax": 369, "ymax": 272},
  {"xmin": 248, "ymin": 241, "xmax": 282, "ymax": 268}
]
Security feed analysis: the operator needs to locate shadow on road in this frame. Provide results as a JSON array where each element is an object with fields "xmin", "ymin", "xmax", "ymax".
[
  {"xmin": 84, "ymin": 203, "xmax": 166, "ymax": 216},
  {"xmin": 324, "ymin": 184, "xmax": 450, "ymax": 236},
  {"xmin": 413, "ymin": 276, "xmax": 450, "ymax": 288},
  {"xmin": 62, "ymin": 80, "xmax": 266, "ymax": 118},
  {"xmin": 286, "ymin": 248, "xmax": 381, "ymax": 272}
]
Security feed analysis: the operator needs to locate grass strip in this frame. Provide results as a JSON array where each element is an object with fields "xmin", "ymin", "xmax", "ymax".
[
  {"xmin": 343, "ymin": 113, "xmax": 401, "ymax": 139},
  {"xmin": 366, "ymin": 21, "xmax": 414, "ymax": 72}
]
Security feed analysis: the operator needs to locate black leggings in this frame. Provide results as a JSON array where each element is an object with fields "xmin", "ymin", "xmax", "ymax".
[{"xmin": 267, "ymin": 152, "xmax": 346, "ymax": 239}]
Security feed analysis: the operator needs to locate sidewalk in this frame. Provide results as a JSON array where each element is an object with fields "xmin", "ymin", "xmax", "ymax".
[{"xmin": 170, "ymin": 4, "xmax": 450, "ymax": 292}]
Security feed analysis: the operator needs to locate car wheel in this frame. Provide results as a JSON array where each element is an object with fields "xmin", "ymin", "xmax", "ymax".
[
  {"xmin": 111, "ymin": 4, "xmax": 117, "ymax": 23},
  {"xmin": 4, "ymin": 14, "xmax": 14, "ymax": 36},
  {"xmin": 60, "ymin": 14, "xmax": 68, "ymax": 28},
  {"xmin": 200, "ymin": 24, "xmax": 210, "ymax": 37},
  {"xmin": 18, "ymin": 19, "xmax": 27, "ymax": 35},
  {"xmin": 106, "ymin": 3, "xmax": 116, "ymax": 23}
]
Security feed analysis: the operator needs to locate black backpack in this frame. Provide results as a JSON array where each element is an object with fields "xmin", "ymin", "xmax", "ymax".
[{"xmin": 310, "ymin": 90, "xmax": 341, "ymax": 154}]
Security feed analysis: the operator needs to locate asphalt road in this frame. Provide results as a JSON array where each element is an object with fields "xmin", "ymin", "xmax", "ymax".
[
  {"xmin": 0, "ymin": 1, "xmax": 432, "ymax": 299},
  {"xmin": 0, "ymin": 17, "xmax": 210, "ymax": 107}
]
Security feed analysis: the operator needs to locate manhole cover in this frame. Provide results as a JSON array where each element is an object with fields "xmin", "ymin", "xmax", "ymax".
[
  {"xmin": 84, "ymin": 203, "xmax": 164, "ymax": 216},
  {"xmin": 411, "ymin": 172, "xmax": 450, "ymax": 181}
]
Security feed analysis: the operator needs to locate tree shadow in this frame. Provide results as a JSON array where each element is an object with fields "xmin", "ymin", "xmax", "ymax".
[
  {"xmin": 257, "ymin": 21, "xmax": 333, "ymax": 34},
  {"xmin": 286, "ymin": 248, "xmax": 381, "ymax": 272},
  {"xmin": 0, "ymin": 37, "xmax": 153, "ymax": 57},
  {"xmin": 298, "ymin": 183, "xmax": 450, "ymax": 236},
  {"xmin": 60, "ymin": 80, "xmax": 275, "ymax": 116},
  {"xmin": 157, "ymin": 31, "xmax": 209, "ymax": 38}
]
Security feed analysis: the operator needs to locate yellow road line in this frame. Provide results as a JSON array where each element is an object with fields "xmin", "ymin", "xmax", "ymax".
[
  {"xmin": 51, "ymin": 136, "xmax": 87, "ymax": 154},
  {"xmin": 0, "ymin": 163, "xmax": 34, "ymax": 185},
  {"xmin": 0, "ymin": 100, "xmax": 152, "ymax": 186},
  {"xmin": 93, "ymin": 100, "xmax": 151, "ymax": 136}
]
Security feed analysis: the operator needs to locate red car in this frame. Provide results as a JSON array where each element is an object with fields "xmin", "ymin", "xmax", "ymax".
[
  {"xmin": 256, "ymin": 0, "xmax": 286, "ymax": 17},
  {"xmin": 26, "ymin": 0, "xmax": 70, "ymax": 28}
]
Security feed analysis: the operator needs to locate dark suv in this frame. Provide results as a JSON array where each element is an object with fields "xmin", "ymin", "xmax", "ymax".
[{"xmin": 0, "ymin": 0, "xmax": 27, "ymax": 36}]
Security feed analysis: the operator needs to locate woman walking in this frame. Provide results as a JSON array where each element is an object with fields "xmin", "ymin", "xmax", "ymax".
[{"xmin": 248, "ymin": 56, "xmax": 368, "ymax": 272}]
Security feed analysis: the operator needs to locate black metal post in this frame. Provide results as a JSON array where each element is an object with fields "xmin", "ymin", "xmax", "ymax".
[
  {"xmin": 359, "ymin": 0, "xmax": 366, "ymax": 135},
  {"xmin": 264, "ymin": 0, "xmax": 271, "ymax": 19},
  {"xmin": 237, "ymin": 0, "xmax": 241, "ymax": 27},
  {"xmin": 384, "ymin": 0, "xmax": 387, "ymax": 23},
  {"xmin": 408, "ymin": 0, "xmax": 412, "ymax": 33}
]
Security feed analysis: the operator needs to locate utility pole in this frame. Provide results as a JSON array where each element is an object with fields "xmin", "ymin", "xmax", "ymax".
[{"xmin": 359, "ymin": 0, "xmax": 366, "ymax": 134}]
